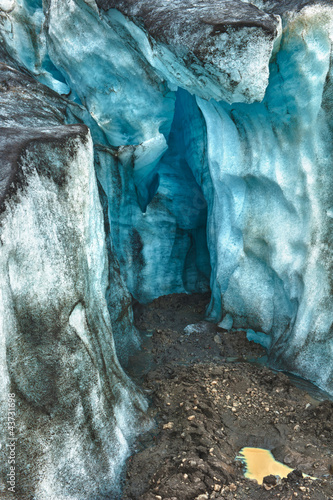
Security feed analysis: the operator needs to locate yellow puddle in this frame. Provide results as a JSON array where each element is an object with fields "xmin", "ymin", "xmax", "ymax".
[{"xmin": 236, "ymin": 447, "xmax": 294, "ymax": 484}]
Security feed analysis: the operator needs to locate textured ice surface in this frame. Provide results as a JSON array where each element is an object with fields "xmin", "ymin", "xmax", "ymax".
[
  {"xmin": 193, "ymin": 5, "xmax": 333, "ymax": 392},
  {"xmin": 95, "ymin": 94, "xmax": 211, "ymax": 303},
  {"xmin": 97, "ymin": 0, "xmax": 281, "ymax": 103},
  {"xmin": 0, "ymin": 64, "xmax": 149, "ymax": 499},
  {"xmin": 0, "ymin": 0, "xmax": 70, "ymax": 93},
  {"xmin": 0, "ymin": 62, "xmax": 139, "ymax": 364},
  {"xmin": 246, "ymin": 330, "xmax": 272, "ymax": 350},
  {"xmin": 218, "ymin": 314, "xmax": 234, "ymax": 331},
  {"xmin": 44, "ymin": 0, "xmax": 176, "ymax": 146}
]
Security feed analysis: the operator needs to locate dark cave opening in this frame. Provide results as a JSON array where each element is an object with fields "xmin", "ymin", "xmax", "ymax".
[{"xmin": 148, "ymin": 88, "xmax": 212, "ymax": 296}]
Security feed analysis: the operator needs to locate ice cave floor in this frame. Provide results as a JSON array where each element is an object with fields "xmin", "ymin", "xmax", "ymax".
[{"xmin": 122, "ymin": 293, "xmax": 333, "ymax": 500}]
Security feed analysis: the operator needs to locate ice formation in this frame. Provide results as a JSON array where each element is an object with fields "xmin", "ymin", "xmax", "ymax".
[
  {"xmin": 0, "ymin": 63, "xmax": 149, "ymax": 499},
  {"xmin": 1, "ymin": 0, "xmax": 333, "ymax": 497}
]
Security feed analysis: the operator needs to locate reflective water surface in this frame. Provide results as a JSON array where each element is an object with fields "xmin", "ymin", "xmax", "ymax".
[{"xmin": 236, "ymin": 447, "xmax": 294, "ymax": 484}]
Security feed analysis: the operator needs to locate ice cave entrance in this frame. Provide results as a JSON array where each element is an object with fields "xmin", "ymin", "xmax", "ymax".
[
  {"xmin": 131, "ymin": 88, "xmax": 212, "ymax": 301},
  {"xmin": 155, "ymin": 89, "xmax": 212, "ymax": 297}
]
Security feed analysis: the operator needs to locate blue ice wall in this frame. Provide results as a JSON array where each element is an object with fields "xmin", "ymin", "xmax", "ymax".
[
  {"xmin": 195, "ymin": 14, "xmax": 333, "ymax": 391},
  {"xmin": 95, "ymin": 97, "xmax": 212, "ymax": 303}
]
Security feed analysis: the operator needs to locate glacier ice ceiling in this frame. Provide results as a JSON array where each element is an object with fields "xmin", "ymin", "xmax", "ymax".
[{"xmin": 1, "ymin": 0, "xmax": 333, "ymax": 497}]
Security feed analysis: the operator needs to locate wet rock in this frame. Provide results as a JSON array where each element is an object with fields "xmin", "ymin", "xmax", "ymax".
[
  {"xmin": 263, "ymin": 474, "xmax": 278, "ymax": 486},
  {"xmin": 287, "ymin": 469, "xmax": 304, "ymax": 482},
  {"xmin": 184, "ymin": 322, "xmax": 216, "ymax": 336}
]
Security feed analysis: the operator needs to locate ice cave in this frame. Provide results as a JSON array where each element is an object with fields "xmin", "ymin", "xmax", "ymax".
[{"xmin": 0, "ymin": 0, "xmax": 333, "ymax": 498}]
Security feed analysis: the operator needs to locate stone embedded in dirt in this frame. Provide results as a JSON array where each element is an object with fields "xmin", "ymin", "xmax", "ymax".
[
  {"xmin": 287, "ymin": 469, "xmax": 304, "ymax": 482},
  {"xmin": 163, "ymin": 422, "xmax": 174, "ymax": 430},
  {"xmin": 284, "ymin": 454, "xmax": 294, "ymax": 465},
  {"xmin": 263, "ymin": 474, "xmax": 278, "ymax": 486},
  {"xmin": 184, "ymin": 321, "xmax": 216, "ymax": 336}
]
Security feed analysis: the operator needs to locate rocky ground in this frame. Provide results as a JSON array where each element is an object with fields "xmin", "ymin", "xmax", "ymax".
[{"xmin": 122, "ymin": 293, "xmax": 333, "ymax": 500}]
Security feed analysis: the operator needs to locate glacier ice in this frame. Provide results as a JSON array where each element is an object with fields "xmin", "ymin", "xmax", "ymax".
[
  {"xmin": 194, "ymin": 6, "xmax": 333, "ymax": 392},
  {"xmin": 94, "ymin": 93, "xmax": 211, "ymax": 303},
  {"xmin": 218, "ymin": 314, "xmax": 234, "ymax": 331},
  {"xmin": 44, "ymin": 0, "xmax": 176, "ymax": 146},
  {"xmin": 1, "ymin": 0, "xmax": 333, "ymax": 497},
  {"xmin": 0, "ymin": 63, "xmax": 149, "ymax": 499},
  {"xmin": 0, "ymin": 0, "xmax": 70, "ymax": 93},
  {"xmin": 246, "ymin": 330, "xmax": 272, "ymax": 350},
  {"xmin": 75, "ymin": 0, "xmax": 333, "ymax": 393},
  {"xmin": 97, "ymin": 0, "xmax": 281, "ymax": 103}
]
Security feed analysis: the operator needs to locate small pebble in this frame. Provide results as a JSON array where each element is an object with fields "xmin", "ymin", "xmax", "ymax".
[{"xmin": 163, "ymin": 422, "xmax": 174, "ymax": 430}]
